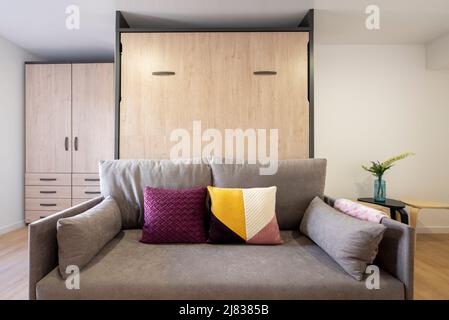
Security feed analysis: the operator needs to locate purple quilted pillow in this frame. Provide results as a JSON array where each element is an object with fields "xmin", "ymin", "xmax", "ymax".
[{"xmin": 140, "ymin": 186, "xmax": 207, "ymax": 244}]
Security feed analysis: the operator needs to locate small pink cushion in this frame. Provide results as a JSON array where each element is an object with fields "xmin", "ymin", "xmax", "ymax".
[
  {"xmin": 334, "ymin": 199, "xmax": 386, "ymax": 223},
  {"xmin": 140, "ymin": 186, "xmax": 207, "ymax": 244}
]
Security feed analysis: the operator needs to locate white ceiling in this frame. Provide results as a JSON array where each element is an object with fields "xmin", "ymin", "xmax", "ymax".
[{"xmin": 0, "ymin": 0, "xmax": 448, "ymax": 60}]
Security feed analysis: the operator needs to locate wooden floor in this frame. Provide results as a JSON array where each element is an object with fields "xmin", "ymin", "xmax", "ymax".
[
  {"xmin": 0, "ymin": 228, "xmax": 28, "ymax": 300},
  {"xmin": 0, "ymin": 228, "xmax": 448, "ymax": 300},
  {"xmin": 414, "ymin": 233, "xmax": 449, "ymax": 299}
]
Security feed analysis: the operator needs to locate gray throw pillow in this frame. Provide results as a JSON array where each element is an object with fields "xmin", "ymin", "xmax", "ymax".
[
  {"xmin": 300, "ymin": 197, "xmax": 386, "ymax": 280},
  {"xmin": 57, "ymin": 196, "xmax": 122, "ymax": 279}
]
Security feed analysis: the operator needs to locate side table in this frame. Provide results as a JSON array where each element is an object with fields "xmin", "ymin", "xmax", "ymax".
[{"xmin": 401, "ymin": 198, "xmax": 449, "ymax": 229}]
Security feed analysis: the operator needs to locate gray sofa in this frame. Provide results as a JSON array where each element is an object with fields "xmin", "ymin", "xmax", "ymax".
[{"xmin": 29, "ymin": 159, "xmax": 415, "ymax": 300}]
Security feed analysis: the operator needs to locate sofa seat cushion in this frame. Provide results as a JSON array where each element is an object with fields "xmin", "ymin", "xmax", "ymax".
[{"xmin": 36, "ymin": 230, "xmax": 405, "ymax": 300}]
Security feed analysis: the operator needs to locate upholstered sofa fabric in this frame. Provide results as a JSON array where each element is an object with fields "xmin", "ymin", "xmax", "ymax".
[
  {"xmin": 29, "ymin": 159, "xmax": 415, "ymax": 300},
  {"xmin": 141, "ymin": 186, "xmax": 207, "ymax": 243},
  {"xmin": 56, "ymin": 196, "xmax": 122, "ymax": 279},
  {"xmin": 300, "ymin": 197, "xmax": 387, "ymax": 280},
  {"xmin": 210, "ymin": 159, "xmax": 326, "ymax": 229},
  {"xmin": 99, "ymin": 160, "xmax": 212, "ymax": 229},
  {"xmin": 28, "ymin": 197, "xmax": 104, "ymax": 300},
  {"xmin": 36, "ymin": 229, "xmax": 404, "ymax": 300}
]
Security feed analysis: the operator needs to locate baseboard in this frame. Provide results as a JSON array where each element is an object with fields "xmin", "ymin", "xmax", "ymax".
[
  {"xmin": 0, "ymin": 220, "xmax": 25, "ymax": 235},
  {"xmin": 416, "ymin": 226, "xmax": 449, "ymax": 234}
]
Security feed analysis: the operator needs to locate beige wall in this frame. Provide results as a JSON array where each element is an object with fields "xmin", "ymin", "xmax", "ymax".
[
  {"xmin": 426, "ymin": 33, "xmax": 449, "ymax": 70},
  {"xmin": 0, "ymin": 36, "xmax": 38, "ymax": 234},
  {"xmin": 315, "ymin": 44, "xmax": 449, "ymax": 233}
]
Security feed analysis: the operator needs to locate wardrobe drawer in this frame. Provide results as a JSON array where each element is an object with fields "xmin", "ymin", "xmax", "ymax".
[
  {"xmin": 25, "ymin": 186, "xmax": 71, "ymax": 199},
  {"xmin": 25, "ymin": 173, "xmax": 71, "ymax": 186},
  {"xmin": 72, "ymin": 173, "xmax": 100, "ymax": 186},
  {"xmin": 25, "ymin": 198, "xmax": 72, "ymax": 211},
  {"xmin": 25, "ymin": 210, "xmax": 59, "ymax": 224},
  {"xmin": 72, "ymin": 186, "xmax": 102, "ymax": 199}
]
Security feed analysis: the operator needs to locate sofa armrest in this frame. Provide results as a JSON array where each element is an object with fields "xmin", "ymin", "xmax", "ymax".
[
  {"xmin": 375, "ymin": 218, "xmax": 415, "ymax": 300},
  {"xmin": 28, "ymin": 197, "xmax": 103, "ymax": 300},
  {"xmin": 323, "ymin": 194, "xmax": 415, "ymax": 300}
]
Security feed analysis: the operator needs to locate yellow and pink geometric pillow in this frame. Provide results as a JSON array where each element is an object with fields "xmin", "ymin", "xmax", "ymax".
[{"xmin": 207, "ymin": 186, "xmax": 283, "ymax": 245}]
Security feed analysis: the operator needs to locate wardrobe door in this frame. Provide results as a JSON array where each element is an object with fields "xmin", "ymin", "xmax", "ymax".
[
  {"xmin": 120, "ymin": 32, "xmax": 252, "ymax": 159},
  {"xmin": 25, "ymin": 64, "xmax": 72, "ymax": 172},
  {"xmin": 120, "ymin": 32, "xmax": 193, "ymax": 159},
  {"xmin": 249, "ymin": 32, "xmax": 309, "ymax": 159},
  {"xmin": 72, "ymin": 63, "xmax": 114, "ymax": 173}
]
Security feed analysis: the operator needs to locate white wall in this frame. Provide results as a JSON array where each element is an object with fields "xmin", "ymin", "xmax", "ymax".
[
  {"xmin": 0, "ymin": 36, "xmax": 38, "ymax": 234},
  {"xmin": 315, "ymin": 44, "xmax": 449, "ymax": 233},
  {"xmin": 426, "ymin": 33, "xmax": 449, "ymax": 70}
]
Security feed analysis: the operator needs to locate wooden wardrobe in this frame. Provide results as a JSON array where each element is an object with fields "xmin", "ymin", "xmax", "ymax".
[
  {"xmin": 119, "ymin": 31, "xmax": 310, "ymax": 160},
  {"xmin": 25, "ymin": 63, "xmax": 114, "ymax": 223}
]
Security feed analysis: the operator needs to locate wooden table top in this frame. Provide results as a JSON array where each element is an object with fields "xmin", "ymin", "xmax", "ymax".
[{"xmin": 401, "ymin": 198, "xmax": 449, "ymax": 209}]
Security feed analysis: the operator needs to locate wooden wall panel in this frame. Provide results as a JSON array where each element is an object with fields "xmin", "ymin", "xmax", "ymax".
[{"xmin": 120, "ymin": 32, "xmax": 309, "ymax": 160}]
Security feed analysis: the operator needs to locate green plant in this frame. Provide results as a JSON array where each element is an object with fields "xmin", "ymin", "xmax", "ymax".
[{"xmin": 362, "ymin": 152, "xmax": 415, "ymax": 178}]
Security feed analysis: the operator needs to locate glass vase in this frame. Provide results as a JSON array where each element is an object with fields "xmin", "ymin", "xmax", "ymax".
[{"xmin": 374, "ymin": 178, "xmax": 386, "ymax": 202}]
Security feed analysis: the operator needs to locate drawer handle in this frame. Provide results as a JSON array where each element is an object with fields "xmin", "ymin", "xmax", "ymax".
[
  {"xmin": 40, "ymin": 191, "xmax": 57, "ymax": 194},
  {"xmin": 40, "ymin": 178, "xmax": 57, "ymax": 181},
  {"xmin": 84, "ymin": 178, "xmax": 100, "ymax": 182},
  {"xmin": 40, "ymin": 203, "xmax": 57, "ymax": 207},
  {"xmin": 254, "ymin": 71, "xmax": 277, "ymax": 75},
  {"xmin": 152, "ymin": 71, "xmax": 175, "ymax": 76},
  {"xmin": 85, "ymin": 191, "xmax": 101, "ymax": 195}
]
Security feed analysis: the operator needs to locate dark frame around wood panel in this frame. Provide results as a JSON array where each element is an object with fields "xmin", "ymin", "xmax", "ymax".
[
  {"xmin": 299, "ymin": 9, "xmax": 314, "ymax": 158},
  {"xmin": 114, "ymin": 9, "xmax": 315, "ymax": 159}
]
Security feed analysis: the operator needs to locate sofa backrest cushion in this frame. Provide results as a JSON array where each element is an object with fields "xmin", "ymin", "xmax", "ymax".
[
  {"xmin": 100, "ymin": 160, "xmax": 212, "ymax": 229},
  {"xmin": 210, "ymin": 159, "xmax": 327, "ymax": 230}
]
